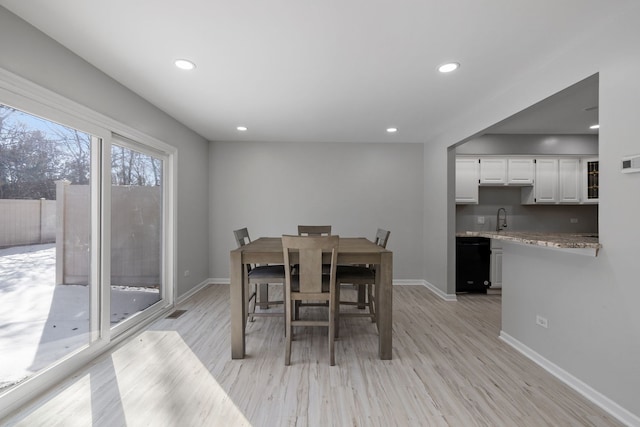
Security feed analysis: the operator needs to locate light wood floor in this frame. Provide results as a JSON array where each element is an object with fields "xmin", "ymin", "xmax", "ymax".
[{"xmin": 3, "ymin": 285, "xmax": 622, "ymax": 426}]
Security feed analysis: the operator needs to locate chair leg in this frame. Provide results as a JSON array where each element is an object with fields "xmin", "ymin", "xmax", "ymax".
[
  {"xmin": 329, "ymin": 297, "xmax": 336, "ymax": 366},
  {"xmin": 258, "ymin": 283, "xmax": 270, "ymax": 309},
  {"xmin": 248, "ymin": 283, "xmax": 257, "ymax": 322},
  {"xmin": 285, "ymin": 296, "xmax": 292, "ymax": 366},
  {"xmin": 334, "ymin": 285, "xmax": 340, "ymax": 339},
  {"xmin": 368, "ymin": 284, "xmax": 376, "ymax": 323},
  {"xmin": 356, "ymin": 284, "xmax": 367, "ymax": 309}
]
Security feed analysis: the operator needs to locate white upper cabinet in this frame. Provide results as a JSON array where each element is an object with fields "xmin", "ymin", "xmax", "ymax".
[
  {"xmin": 533, "ymin": 158, "xmax": 559, "ymax": 203},
  {"xmin": 479, "ymin": 157, "xmax": 534, "ymax": 185},
  {"xmin": 455, "ymin": 158, "xmax": 479, "ymax": 204},
  {"xmin": 558, "ymin": 158, "xmax": 581, "ymax": 203},
  {"xmin": 458, "ymin": 155, "xmax": 597, "ymax": 205},
  {"xmin": 522, "ymin": 157, "xmax": 586, "ymax": 204},
  {"xmin": 507, "ymin": 158, "xmax": 534, "ymax": 184},
  {"xmin": 479, "ymin": 158, "xmax": 507, "ymax": 184}
]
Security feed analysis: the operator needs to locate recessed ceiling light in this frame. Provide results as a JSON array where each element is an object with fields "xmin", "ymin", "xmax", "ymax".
[
  {"xmin": 590, "ymin": 124, "xmax": 600, "ymax": 129},
  {"xmin": 438, "ymin": 62, "xmax": 460, "ymax": 73},
  {"xmin": 174, "ymin": 59, "xmax": 196, "ymax": 70},
  {"xmin": 386, "ymin": 127, "xmax": 398, "ymax": 133},
  {"xmin": 236, "ymin": 126, "xmax": 248, "ymax": 131}
]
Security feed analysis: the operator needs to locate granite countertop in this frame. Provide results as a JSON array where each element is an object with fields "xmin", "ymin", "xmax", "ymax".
[{"xmin": 457, "ymin": 231, "xmax": 602, "ymax": 250}]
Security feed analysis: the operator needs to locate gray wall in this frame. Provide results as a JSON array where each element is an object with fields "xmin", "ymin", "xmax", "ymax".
[
  {"xmin": 501, "ymin": 242, "xmax": 640, "ymax": 420},
  {"xmin": 456, "ymin": 134, "xmax": 598, "ymax": 156},
  {"xmin": 0, "ymin": 7, "xmax": 210, "ymax": 298},
  {"xmin": 209, "ymin": 140, "xmax": 424, "ymax": 281},
  {"xmin": 423, "ymin": 2, "xmax": 640, "ymax": 420}
]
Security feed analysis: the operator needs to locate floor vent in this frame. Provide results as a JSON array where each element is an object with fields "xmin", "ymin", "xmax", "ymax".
[{"xmin": 166, "ymin": 310, "xmax": 187, "ymax": 319}]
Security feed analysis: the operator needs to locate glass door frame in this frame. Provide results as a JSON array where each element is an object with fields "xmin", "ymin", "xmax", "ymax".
[
  {"xmin": 0, "ymin": 68, "xmax": 177, "ymax": 419},
  {"xmin": 105, "ymin": 134, "xmax": 176, "ymax": 339}
]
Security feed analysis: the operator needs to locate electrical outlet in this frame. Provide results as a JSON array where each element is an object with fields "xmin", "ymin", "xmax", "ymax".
[
  {"xmin": 184, "ymin": 270, "xmax": 190, "ymax": 277},
  {"xmin": 536, "ymin": 315, "xmax": 549, "ymax": 328},
  {"xmin": 570, "ymin": 218, "xmax": 578, "ymax": 224},
  {"xmin": 477, "ymin": 216, "xmax": 485, "ymax": 224}
]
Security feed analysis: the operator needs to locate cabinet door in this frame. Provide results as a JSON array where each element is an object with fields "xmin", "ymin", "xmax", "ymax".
[
  {"xmin": 456, "ymin": 158, "xmax": 479, "ymax": 204},
  {"xmin": 480, "ymin": 158, "xmax": 507, "ymax": 184},
  {"xmin": 491, "ymin": 249, "xmax": 503, "ymax": 288},
  {"xmin": 534, "ymin": 158, "xmax": 559, "ymax": 203},
  {"xmin": 582, "ymin": 157, "xmax": 599, "ymax": 203},
  {"xmin": 559, "ymin": 158, "xmax": 581, "ymax": 203},
  {"xmin": 507, "ymin": 158, "xmax": 534, "ymax": 184}
]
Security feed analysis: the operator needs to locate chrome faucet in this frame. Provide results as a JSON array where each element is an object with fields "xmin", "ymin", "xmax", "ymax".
[{"xmin": 496, "ymin": 208, "xmax": 507, "ymax": 232}]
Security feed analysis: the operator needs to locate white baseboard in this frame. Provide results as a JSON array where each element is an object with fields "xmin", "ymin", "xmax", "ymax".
[
  {"xmin": 500, "ymin": 331, "xmax": 640, "ymax": 427},
  {"xmin": 176, "ymin": 278, "xmax": 214, "ymax": 305},
  {"xmin": 416, "ymin": 280, "xmax": 457, "ymax": 301},
  {"xmin": 392, "ymin": 280, "xmax": 426, "ymax": 286},
  {"xmin": 211, "ymin": 277, "xmax": 459, "ymax": 302}
]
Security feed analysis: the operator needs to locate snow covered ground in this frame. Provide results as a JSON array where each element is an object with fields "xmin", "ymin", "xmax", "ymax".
[{"xmin": 0, "ymin": 244, "xmax": 160, "ymax": 390}]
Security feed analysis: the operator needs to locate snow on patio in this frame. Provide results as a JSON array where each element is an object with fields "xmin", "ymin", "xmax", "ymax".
[{"xmin": 0, "ymin": 244, "xmax": 160, "ymax": 391}]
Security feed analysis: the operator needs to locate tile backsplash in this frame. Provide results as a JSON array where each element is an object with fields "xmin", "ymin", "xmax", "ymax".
[{"xmin": 456, "ymin": 187, "xmax": 598, "ymax": 233}]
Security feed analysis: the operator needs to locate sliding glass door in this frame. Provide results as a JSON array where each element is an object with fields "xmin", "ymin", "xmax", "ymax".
[
  {"xmin": 109, "ymin": 140, "xmax": 165, "ymax": 330},
  {"xmin": 0, "ymin": 100, "xmax": 173, "ymax": 404},
  {"xmin": 0, "ymin": 104, "xmax": 97, "ymax": 390}
]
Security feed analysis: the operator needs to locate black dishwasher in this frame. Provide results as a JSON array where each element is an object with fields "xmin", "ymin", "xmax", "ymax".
[{"xmin": 456, "ymin": 236, "xmax": 491, "ymax": 293}]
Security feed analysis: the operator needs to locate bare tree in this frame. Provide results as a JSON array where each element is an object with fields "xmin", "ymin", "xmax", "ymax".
[
  {"xmin": 1, "ymin": 104, "xmax": 162, "ymax": 200},
  {"xmin": 111, "ymin": 144, "xmax": 161, "ymax": 187},
  {"xmin": 0, "ymin": 104, "xmax": 90, "ymax": 199},
  {"xmin": 49, "ymin": 126, "xmax": 91, "ymax": 185}
]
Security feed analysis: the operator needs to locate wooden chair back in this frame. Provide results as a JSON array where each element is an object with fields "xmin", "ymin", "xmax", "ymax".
[
  {"xmin": 297, "ymin": 225, "xmax": 332, "ymax": 236},
  {"xmin": 233, "ymin": 227, "xmax": 251, "ymax": 247},
  {"xmin": 374, "ymin": 229, "xmax": 391, "ymax": 248},
  {"xmin": 282, "ymin": 235, "xmax": 338, "ymax": 294}
]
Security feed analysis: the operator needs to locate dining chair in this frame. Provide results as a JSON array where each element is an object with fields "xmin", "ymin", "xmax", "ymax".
[
  {"xmin": 282, "ymin": 234, "xmax": 339, "ymax": 366},
  {"xmin": 295, "ymin": 225, "xmax": 332, "ymax": 312},
  {"xmin": 297, "ymin": 225, "xmax": 332, "ymax": 236},
  {"xmin": 233, "ymin": 228, "xmax": 285, "ymax": 322},
  {"xmin": 336, "ymin": 228, "xmax": 390, "ymax": 323}
]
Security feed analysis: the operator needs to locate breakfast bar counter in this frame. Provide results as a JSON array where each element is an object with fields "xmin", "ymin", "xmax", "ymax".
[{"xmin": 457, "ymin": 231, "xmax": 602, "ymax": 256}]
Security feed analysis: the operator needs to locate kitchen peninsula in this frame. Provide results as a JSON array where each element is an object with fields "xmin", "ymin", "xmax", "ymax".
[{"xmin": 459, "ymin": 231, "xmax": 602, "ymax": 256}]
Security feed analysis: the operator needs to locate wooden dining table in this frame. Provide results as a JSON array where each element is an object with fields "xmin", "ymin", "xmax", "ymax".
[{"xmin": 230, "ymin": 237, "xmax": 393, "ymax": 360}]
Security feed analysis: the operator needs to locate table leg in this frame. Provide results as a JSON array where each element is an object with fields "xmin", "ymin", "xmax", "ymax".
[
  {"xmin": 230, "ymin": 251, "xmax": 245, "ymax": 359},
  {"xmin": 377, "ymin": 252, "xmax": 393, "ymax": 359}
]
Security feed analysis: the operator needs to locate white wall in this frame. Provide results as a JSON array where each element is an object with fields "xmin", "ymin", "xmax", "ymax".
[
  {"xmin": 209, "ymin": 140, "xmax": 424, "ymax": 281},
  {"xmin": 0, "ymin": 7, "xmax": 210, "ymax": 298},
  {"xmin": 423, "ymin": 2, "xmax": 640, "ymax": 421}
]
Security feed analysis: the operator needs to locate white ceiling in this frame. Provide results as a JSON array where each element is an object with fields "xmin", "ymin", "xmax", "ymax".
[{"xmin": 0, "ymin": 1, "xmax": 618, "ymax": 143}]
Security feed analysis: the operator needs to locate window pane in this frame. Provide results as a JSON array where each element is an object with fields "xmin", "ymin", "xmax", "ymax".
[
  {"xmin": 0, "ymin": 104, "xmax": 93, "ymax": 391},
  {"xmin": 110, "ymin": 144, "xmax": 163, "ymax": 326}
]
